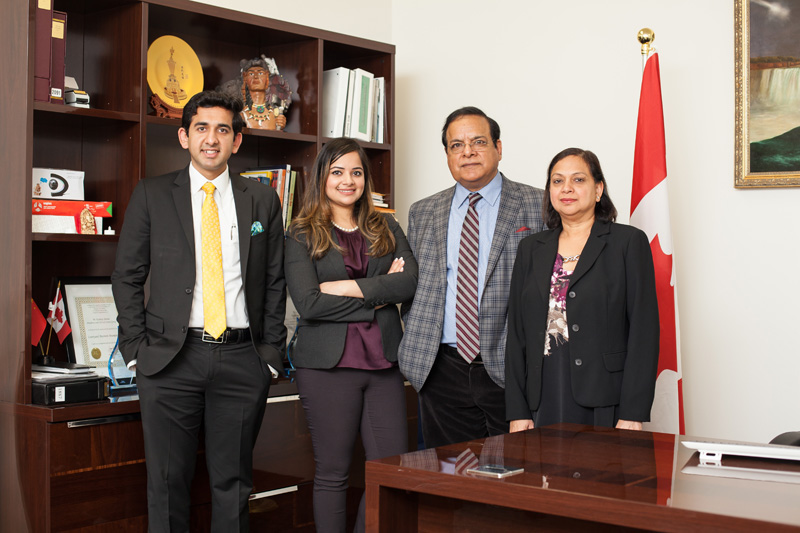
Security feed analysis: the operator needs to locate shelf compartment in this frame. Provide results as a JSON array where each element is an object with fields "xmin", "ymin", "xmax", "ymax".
[
  {"xmin": 33, "ymin": 112, "xmax": 141, "ymax": 233},
  {"xmin": 54, "ymin": 0, "xmax": 143, "ymax": 114},
  {"xmin": 146, "ymin": 3, "xmax": 321, "ymax": 136}
]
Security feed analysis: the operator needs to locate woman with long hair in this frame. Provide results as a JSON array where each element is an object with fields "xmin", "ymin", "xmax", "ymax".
[{"xmin": 285, "ymin": 138, "xmax": 418, "ymax": 532}]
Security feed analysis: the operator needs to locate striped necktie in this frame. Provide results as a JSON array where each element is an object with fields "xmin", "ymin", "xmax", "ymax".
[
  {"xmin": 201, "ymin": 182, "xmax": 226, "ymax": 339},
  {"xmin": 456, "ymin": 192, "xmax": 481, "ymax": 363}
]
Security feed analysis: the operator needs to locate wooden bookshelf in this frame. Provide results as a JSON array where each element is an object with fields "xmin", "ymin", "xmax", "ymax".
[{"xmin": 0, "ymin": 0, "xmax": 396, "ymax": 530}]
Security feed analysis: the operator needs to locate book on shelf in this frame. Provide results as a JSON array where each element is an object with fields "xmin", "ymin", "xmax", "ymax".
[
  {"xmin": 242, "ymin": 165, "xmax": 294, "ymax": 227},
  {"xmin": 375, "ymin": 77, "xmax": 386, "ymax": 144},
  {"xmin": 34, "ymin": 0, "xmax": 53, "ymax": 102},
  {"xmin": 241, "ymin": 170, "xmax": 275, "ymax": 187},
  {"xmin": 325, "ymin": 67, "xmax": 386, "ymax": 143},
  {"xmin": 371, "ymin": 192, "xmax": 388, "ymax": 208},
  {"xmin": 285, "ymin": 171, "xmax": 297, "ymax": 230},
  {"xmin": 322, "ymin": 67, "xmax": 351, "ymax": 137},
  {"xmin": 350, "ymin": 68, "xmax": 375, "ymax": 142},
  {"xmin": 50, "ymin": 11, "xmax": 67, "ymax": 105},
  {"xmin": 343, "ymin": 69, "xmax": 356, "ymax": 138}
]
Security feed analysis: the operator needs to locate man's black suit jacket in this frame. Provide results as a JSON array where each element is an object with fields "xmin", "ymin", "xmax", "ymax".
[{"xmin": 111, "ymin": 166, "xmax": 287, "ymax": 376}]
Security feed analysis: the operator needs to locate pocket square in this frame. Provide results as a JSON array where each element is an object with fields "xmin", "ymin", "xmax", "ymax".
[
  {"xmin": 515, "ymin": 226, "xmax": 531, "ymax": 233},
  {"xmin": 251, "ymin": 221, "xmax": 264, "ymax": 236}
]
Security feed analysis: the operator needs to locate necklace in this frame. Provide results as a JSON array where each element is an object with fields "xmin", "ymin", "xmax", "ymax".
[
  {"xmin": 561, "ymin": 254, "xmax": 581, "ymax": 262},
  {"xmin": 245, "ymin": 105, "xmax": 272, "ymax": 127},
  {"xmin": 332, "ymin": 222, "xmax": 359, "ymax": 233}
]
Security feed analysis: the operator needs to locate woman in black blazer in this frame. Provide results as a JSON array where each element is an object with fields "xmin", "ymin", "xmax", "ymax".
[
  {"xmin": 285, "ymin": 138, "xmax": 418, "ymax": 532},
  {"xmin": 505, "ymin": 148, "xmax": 659, "ymax": 433}
]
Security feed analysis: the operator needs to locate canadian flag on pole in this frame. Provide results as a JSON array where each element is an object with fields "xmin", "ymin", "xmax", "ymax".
[
  {"xmin": 630, "ymin": 52, "xmax": 685, "ymax": 435},
  {"xmin": 47, "ymin": 286, "xmax": 72, "ymax": 344}
]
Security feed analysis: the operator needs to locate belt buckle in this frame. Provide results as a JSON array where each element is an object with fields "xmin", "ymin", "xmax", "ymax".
[{"xmin": 201, "ymin": 330, "xmax": 226, "ymax": 344}]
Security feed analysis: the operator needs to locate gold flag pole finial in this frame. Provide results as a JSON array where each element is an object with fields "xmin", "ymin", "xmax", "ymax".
[{"xmin": 638, "ymin": 28, "xmax": 655, "ymax": 56}]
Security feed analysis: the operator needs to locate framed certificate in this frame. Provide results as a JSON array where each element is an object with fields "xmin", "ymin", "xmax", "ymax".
[{"xmin": 61, "ymin": 278, "xmax": 118, "ymax": 378}]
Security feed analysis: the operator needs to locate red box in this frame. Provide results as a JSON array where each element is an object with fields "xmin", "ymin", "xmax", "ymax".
[{"xmin": 32, "ymin": 200, "xmax": 113, "ymax": 217}]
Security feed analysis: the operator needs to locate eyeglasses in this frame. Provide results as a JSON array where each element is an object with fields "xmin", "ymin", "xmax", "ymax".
[{"xmin": 447, "ymin": 139, "xmax": 491, "ymax": 154}]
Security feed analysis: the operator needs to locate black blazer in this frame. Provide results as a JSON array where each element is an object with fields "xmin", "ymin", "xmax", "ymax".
[
  {"xmin": 285, "ymin": 215, "xmax": 418, "ymax": 368},
  {"xmin": 505, "ymin": 220, "xmax": 659, "ymax": 422},
  {"xmin": 111, "ymin": 167, "xmax": 287, "ymax": 376}
]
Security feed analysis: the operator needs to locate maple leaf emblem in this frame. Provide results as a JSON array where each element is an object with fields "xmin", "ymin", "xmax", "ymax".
[{"xmin": 55, "ymin": 307, "xmax": 65, "ymax": 324}]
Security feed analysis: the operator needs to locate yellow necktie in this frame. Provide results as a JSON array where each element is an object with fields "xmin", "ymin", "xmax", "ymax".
[{"xmin": 201, "ymin": 182, "xmax": 226, "ymax": 339}]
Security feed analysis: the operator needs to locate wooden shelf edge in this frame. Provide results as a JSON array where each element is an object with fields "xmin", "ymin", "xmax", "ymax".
[
  {"xmin": 32, "ymin": 233, "xmax": 119, "ymax": 243},
  {"xmin": 33, "ymin": 102, "xmax": 140, "ymax": 122},
  {"xmin": 146, "ymin": 115, "xmax": 317, "ymax": 143},
  {"xmin": 12, "ymin": 398, "xmax": 142, "ymax": 423},
  {"xmin": 320, "ymin": 137, "xmax": 391, "ymax": 151},
  {"xmin": 8, "ymin": 378, "xmax": 298, "ymax": 424},
  {"xmin": 242, "ymin": 128, "xmax": 317, "ymax": 143}
]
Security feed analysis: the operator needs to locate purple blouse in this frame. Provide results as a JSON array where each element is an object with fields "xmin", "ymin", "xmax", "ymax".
[{"xmin": 333, "ymin": 228, "xmax": 392, "ymax": 370}]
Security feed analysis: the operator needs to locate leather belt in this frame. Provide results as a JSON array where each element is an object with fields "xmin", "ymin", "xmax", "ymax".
[
  {"xmin": 439, "ymin": 344, "xmax": 483, "ymax": 364},
  {"xmin": 187, "ymin": 328, "xmax": 251, "ymax": 344}
]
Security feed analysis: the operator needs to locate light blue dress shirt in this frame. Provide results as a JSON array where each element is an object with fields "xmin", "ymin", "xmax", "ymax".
[{"xmin": 441, "ymin": 172, "xmax": 503, "ymax": 347}]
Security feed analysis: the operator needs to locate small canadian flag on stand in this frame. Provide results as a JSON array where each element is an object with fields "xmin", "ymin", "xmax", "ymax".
[{"xmin": 47, "ymin": 285, "xmax": 72, "ymax": 344}]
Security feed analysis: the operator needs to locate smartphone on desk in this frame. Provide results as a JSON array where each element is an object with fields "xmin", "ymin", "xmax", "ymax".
[{"xmin": 466, "ymin": 464, "xmax": 524, "ymax": 478}]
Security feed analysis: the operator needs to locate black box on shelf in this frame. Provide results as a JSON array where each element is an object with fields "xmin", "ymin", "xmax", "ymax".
[{"xmin": 32, "ymin": 376, "xmax": 110, "ymax": 405}]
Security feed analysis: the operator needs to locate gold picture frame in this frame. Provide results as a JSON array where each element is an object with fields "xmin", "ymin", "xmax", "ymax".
[{"xmin": 735, "ymin": 0, "xmax": 800, "ymax": 188}]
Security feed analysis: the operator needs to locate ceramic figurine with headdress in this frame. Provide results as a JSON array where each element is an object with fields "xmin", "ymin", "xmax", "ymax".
[{"xmin": 219, "ymin": 55, "xmax": 293, "ymax": 131}]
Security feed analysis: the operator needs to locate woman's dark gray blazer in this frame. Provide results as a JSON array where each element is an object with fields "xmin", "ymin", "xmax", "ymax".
[
  {"xmin": 505, "ymin": 219, "xmax": 659, "ymax": 423},
  {"xmin": 285, "ymin": 215, "xmax": 418, "ymax": 369}
]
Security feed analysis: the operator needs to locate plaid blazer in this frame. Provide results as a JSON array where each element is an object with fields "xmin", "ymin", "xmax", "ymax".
[{"xmin": 398, "ymin": 175, "xmax": 544, "ymax": 391}]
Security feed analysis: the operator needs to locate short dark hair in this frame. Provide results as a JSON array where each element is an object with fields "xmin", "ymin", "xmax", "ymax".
[
  {"xmin": 441, "ymin": 106, "xmax": 500, "ymax": 149},
  {"xmin": 543, "ymin": 147, "xmax": 618, "ymax": 229},
  {"xmin": 181, "ymin": 90, "xmax": 245, "ymax": 135}
]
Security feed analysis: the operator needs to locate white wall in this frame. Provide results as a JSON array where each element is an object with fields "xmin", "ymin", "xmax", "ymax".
[
  {"xmin": 199, "ymin": 0, "xmax": 800, "ymax": 443},
  {"xmin": 392, "ymin": 0, "xmax": 800, "ymax": 443},
  {"xmin": 194, "ymin": 0, "xmax": 392, "ymax": 43}
]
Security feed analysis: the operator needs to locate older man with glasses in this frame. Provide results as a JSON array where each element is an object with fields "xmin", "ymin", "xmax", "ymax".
[{"xmin": 398, "ymin": 106, "xmax": 546, "ymax": 448}]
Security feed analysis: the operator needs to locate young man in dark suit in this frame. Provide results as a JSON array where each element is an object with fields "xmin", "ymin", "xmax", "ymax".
[
  {"xmin": 398, "ymin": 107, "xmax": 545, "ymax": 448},
  {"xmin": 112, "ymin": 90, "xmax": 286, "ymax": 532}
]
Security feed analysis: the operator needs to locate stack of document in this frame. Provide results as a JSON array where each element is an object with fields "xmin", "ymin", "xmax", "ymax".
[
  {"xmin": 322, "ymin": 67, "xmax": 386, "ymax": 143},
  {"xmin": 32, "ymin": 362, "xmax": 97, "ymax": 381}
]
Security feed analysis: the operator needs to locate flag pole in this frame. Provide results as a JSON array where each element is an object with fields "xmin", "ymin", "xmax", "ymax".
[
  {"xmin": 638, "ymin": 28, "xmax": 655, "ymax": 70},
  {"xmin": 44, "ymin": 281, "xmax": 61, "ymax": 357}
]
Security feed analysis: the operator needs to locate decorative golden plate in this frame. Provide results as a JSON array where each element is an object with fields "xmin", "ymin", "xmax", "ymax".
[{"xmin": 147, "ymin": 35, "xmax": 203, "ymax": 109}]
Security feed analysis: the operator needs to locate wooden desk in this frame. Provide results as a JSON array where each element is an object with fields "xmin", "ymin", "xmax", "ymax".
[{"xmin": 365, "ymin": 424, "xmax": 800, "ymax": 532}]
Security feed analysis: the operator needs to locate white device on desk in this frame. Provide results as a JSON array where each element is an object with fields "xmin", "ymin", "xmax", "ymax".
[
  {"xmin": 682, "ymin": 437, "xmax": 800, "ymax": 485},
  {"xmin": 682, "ymin": 437, "xmax": 800, "ymax": 465}
]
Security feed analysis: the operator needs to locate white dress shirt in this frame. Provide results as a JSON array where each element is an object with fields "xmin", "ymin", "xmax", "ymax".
[{"xmin": 187, "ymin": 162, "xmax": 249, "ymax": 329}]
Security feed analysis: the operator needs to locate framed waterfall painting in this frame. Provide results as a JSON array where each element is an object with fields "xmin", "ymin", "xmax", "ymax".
[{"xmin": 735, "ymin": 0, "xmax": 800, "ymax": 187}]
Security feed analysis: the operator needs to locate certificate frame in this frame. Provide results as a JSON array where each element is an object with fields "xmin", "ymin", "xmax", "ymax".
[
  {"xmin": 734, "ymin": 0, "xmax": 800, "ymax": 187},
  {"xmin": 61, "ymin": 277, "xmax": 118, "ymax": 378}
]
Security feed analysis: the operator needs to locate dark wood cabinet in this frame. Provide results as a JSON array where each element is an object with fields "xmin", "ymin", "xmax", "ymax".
[{"xmin": 0, "ymin": 1, "xmax": 396, "ymax": 530}]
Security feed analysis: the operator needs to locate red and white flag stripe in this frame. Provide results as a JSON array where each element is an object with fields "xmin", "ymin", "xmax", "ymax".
[
  {"xmin": 630, "ymin": 51, "xmax": 685, "ymax": 436},
  {"xmin": 47, "ymin": 286, "xmax": 72, "ymax": 344}
]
